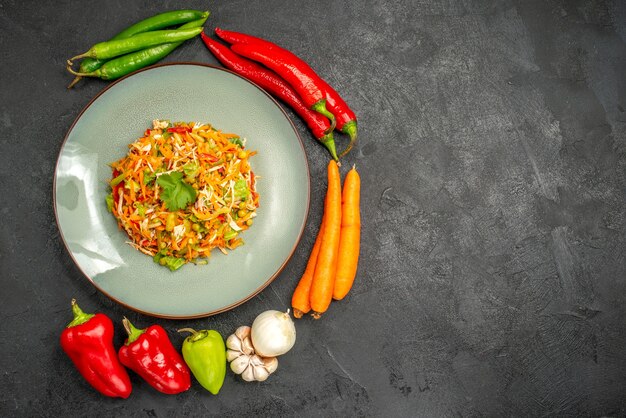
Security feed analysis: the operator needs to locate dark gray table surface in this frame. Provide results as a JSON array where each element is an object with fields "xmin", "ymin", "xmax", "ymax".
[{"xmin": 1, "ymin": 0, "xmax": 625, "ymax": 416}]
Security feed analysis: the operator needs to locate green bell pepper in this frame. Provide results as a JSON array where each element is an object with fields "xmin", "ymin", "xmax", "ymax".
[{"xmin": 178, "ymin": 328, "xmax": 226, "ymax": 394}]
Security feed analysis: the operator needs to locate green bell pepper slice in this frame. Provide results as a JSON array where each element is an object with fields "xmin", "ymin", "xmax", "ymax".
[{"xmin": 178, "ymin": 328, "xmax": 226, "ymax": 394}]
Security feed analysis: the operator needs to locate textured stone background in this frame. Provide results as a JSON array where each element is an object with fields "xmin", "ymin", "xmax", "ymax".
[{"xmin": 1, "ymin": 0, "xmax": 625, "ymax": 416}]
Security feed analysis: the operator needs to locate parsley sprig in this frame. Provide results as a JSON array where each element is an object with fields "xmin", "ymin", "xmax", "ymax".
[{"xmin": 156, "ymin": 172, "xmax": 197, "ymax": 211}]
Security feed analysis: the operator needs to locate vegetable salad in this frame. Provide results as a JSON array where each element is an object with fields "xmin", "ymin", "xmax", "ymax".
[{"xmin": 107, "ymin": 119, "xmax": 259, "ymax": 270}]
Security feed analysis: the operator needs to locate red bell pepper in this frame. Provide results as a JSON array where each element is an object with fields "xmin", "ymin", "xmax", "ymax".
[
  {"xmin": 60, "ymin": 299, "xmax": 132, "ymax": 398},
  {"xmin": 167, "ymin": 126, "xmax": 192, "ymax": 134},
  {"xmin": 118, "ymin": 318, "xmax": 191, "ymax": 395}
]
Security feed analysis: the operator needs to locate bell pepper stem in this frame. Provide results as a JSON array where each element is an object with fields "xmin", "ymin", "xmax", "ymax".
[
  {"xmin": 178, "ymin": 328, "xmax": 199, "ymax": 336},
  {"xmin": 67, "ymin": 299, "xmax": 95, "ymax": 328},
  {"xmin": 178, "ymin": 328, "xmax": 206, "ymax": 342},
  {"xmin": 122, "ymin": 317, "xmax": 146, "ymax": 344}
]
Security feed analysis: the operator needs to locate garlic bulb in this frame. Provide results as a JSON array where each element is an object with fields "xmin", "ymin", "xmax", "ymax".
[
  {"xmin": 226, "ymin": 325, "xmax": 278, "ymax": 382},
  {"xmin": 250, "ymin": 310, "xmax": 297, "ymax": 357}
]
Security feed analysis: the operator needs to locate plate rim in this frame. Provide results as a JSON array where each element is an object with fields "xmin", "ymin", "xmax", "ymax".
[{"xmin": 53, "ymin": 62, "xmax": 310, "ymax": 319}]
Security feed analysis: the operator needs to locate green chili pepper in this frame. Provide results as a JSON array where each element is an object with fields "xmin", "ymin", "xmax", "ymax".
[
  {"xmin": 68, "ymin": 27, "xmax": 203, "ymax": 62},
  {"xmin": 114, "ymin": 10, "xmax": 207, "ymax": 39},
  {"xmin": 110, "ymin": 170, "xmax": 128, "ymax": 187},
  {"xmin": 178, "ymin": 328, "xmax": 226, "ymax": 395},
  {"xmin": 68, "ymin": 10, "xmax": 208, "ymax": 88},
  {"xmin": 67, "ymin": 17, "xmax": 208, "ymax": 82}
]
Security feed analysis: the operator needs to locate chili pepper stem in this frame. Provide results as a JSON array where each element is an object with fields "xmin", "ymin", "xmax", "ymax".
[
  {"xmin": 338, "ymin": 120, "xmax": 358, "ymax": 158},
  {"xmin": 66, "ymin": 61, "xmax": 99, "ymax": 78},
  {"xmin": 310, "ymin": 100, "xmax": 336, "ymax": 133},
  {"xmin": 320, "ymin": 133, "xmax": 339, "ymax": 161},
  {"xmin": 67, "ymin": 76, "xmax": 82, "ymax": 89},
  {"xmin": 68, "ymin": 53, "xmax": 91, "ymax": 63},
  {"xmin": 67, "ymin": 299, "xmax": 95, "ymax": 327},
  {"xmin": 122, "ymin": 317, "xmax": 146, "ymax": 344}
]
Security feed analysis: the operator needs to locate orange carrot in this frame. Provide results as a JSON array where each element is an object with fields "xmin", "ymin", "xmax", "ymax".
[
  {"xmin": 333, "ymin": 165, "xmax": 361, "ymax": 300},
  {"xmin": 291, "ymin": 215, "xmax": 326, "ymax": 318},
  {"xmin": 310, "ymin": 160, "xmax": 342, "ymax": 319}
]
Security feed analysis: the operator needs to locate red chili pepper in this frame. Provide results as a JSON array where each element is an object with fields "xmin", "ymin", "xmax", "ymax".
[
  {"xmin": 214, "ymin": 27, "xmax": 267, "ymax": 47},
  {"xmin": 201, "ymin": 33, "xmax": 338, "ymax": 160},
  {"xmin": 118, "ymin": 318, "xmax": 191, "ymax": 395},
  {"xmin": 167, "ymin": 126, "xmax": 192, "ymax": 134},
  {"xmin": 60, "ymin": 299, "xmax": 132, "ymax": 398},
  {"xmin": 215, "ymin": 28, "xmax": 358, "ymax": 157},
  {"xmin": 199, "ymin": 152, "xmax": 220, "ymax": 163},
  {"xmin": 217, "ymin": 38, "xmax": 334, "ymax": 132},
  {"xmin": 144, "ymin": 128, "xmax": 151, "ymax": 137}
]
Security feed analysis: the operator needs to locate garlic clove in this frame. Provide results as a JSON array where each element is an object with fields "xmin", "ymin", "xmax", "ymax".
[
  {"xmin": 249, "ymin": 354, "xmax": 264, "ymax": 367},
  {"xmin": 242, "ymin": 337, "xmax": 255, "ymax": 355},
  {"xmin": 235, "ymin": 325, "xmax": 251, "ymax": 340},
  {"xmin": 262, "ymin": 356, "xmax": 279, "ymax": 374},
  {"xmin": 226, "ymin": 333, "xmax": 243, "ymax": 352},
  {"xmin": 226, "ymin": 349, "xmax": 242, "ymax": 362},
  {"xmin": 241, "ymin": 365, "xmax": 256, "ymax": 382},
  {"xmin": 253, "ymin": 365, "xmax": 270, "ymax": 382},
  {"xmin": 230, "ymin": 355, "xmax": 250, "ymax": 375}
]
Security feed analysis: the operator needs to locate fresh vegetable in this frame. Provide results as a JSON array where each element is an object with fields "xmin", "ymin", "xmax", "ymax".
[
  {"xmin": 178, "ymin": 328, "xmax": 226, "ymax": 395},
  {"xmin": 201, "ymin": 33, "xmax": 338, "ymax": 160},
  {"xmin": 231, "ymin": 354, "xmax": 278, "ymax": 382},
  {"xmin": 291, "ymin": 215, "xmax": 326, "ymax": 318},
  {"xmin": 68, "ymin": 27, "xmax": 203, "ymax": 62},
  {"xmin": 68, "ymin": 10, "xmax": 209, "ymax": 88},
  {"xmin": 153, "ymin": 255, "xmax": 186, "ymax": 272},
  {"xmin": 107, "ymin": 120, "xmax": 259, "ymax": 270},
  {"xmin": 321, "ymin": 81, "xmax": 358, "ymax": 158},
  {"xmin": 333, "ymin": 166, "xmax": 361, "ymax": 300},
  {"xmin": 214, "ymin": 28, "xmax": 358, "ymax": 157},
  {"xmin": 67, "ymin": 16, "xmax": 208, "ymax": 84},
  {"xmin": 226, "ymin": 326, "xmax": 255, "ymax": 360},
  {"xmin": 250, "ymin": 310, "xmax": 296, "ymax": 357},
  {"xmin": 156, "ymin": 172, "xmax": 197, "ymax": 211},
  {"xmin": 117, "ymin": 318, "xmax": 191, "ymax": 395},
  {"xmin": 213, "ymin": 27, "xmax": 268, "ymax": 48},
  {"xmin": 225, "ymin": 40, "xmax": 336, "ymax": 132},
  {"xmin": 310, "ymin": 160, "xmax": 342, "ymax": 319},
  {"xmin": 60, "ymin": 299, "xmax": 132, "ymax": 398},
  {"xmin": 226, "ymin": 326, "xmax": 278, "ymax": 382}
]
